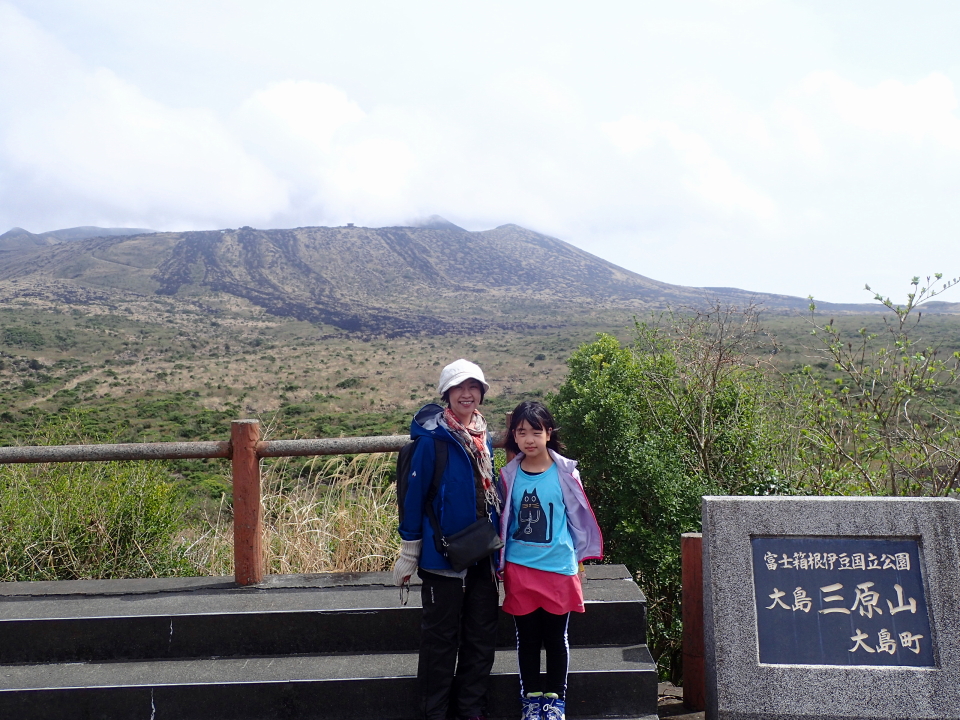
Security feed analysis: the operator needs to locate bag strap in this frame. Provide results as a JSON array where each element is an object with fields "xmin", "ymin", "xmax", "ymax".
[{"xmin": 423, "ymin": 438, "xmax": 448, "ymax": 555}]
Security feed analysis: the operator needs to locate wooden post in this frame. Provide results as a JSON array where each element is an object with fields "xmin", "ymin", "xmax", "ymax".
[
  {"xmin": 681, "ymin": 532, "xmax": 705, "ymax": 710},
  {"xmin": 504, "ymin": 412, "xmax": 515, "ymax": 463},
  {"xmin": 232, "ymin": 419, "xmax": 263, "ymax": 586}
]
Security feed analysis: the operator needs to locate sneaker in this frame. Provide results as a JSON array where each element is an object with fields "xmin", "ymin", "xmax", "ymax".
[
  {"xmin": 521, "ymin": 692, "xmax": 543, "ymax": 720},
  {"xmin": 541, "ymin": 694, "xmax": 565, "ymax": 720}
]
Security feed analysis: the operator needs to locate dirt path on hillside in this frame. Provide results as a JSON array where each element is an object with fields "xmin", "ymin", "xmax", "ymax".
[{"xmin": 25, "ymin": 368, "xmax": 105, "ymax": 408}]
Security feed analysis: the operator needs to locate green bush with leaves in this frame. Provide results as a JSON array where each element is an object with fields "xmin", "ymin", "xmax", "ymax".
[
  {"xmin": 797, "ymin": 275, "xmax": 960, "ymax": 495},
  {"xmin": 551, "ymin": 307, "xmax": 790, "ymax": 682},
  {"xmin": 550, "ymin": 280, "xmax": 960, "ymax": 683},
  {"xmin": 2, "ymin": 326, "xmax": 46, "ymax": 349},
  {"xmin": 1, "ymin": 457, "xmax": 191, "ymax": 582}
]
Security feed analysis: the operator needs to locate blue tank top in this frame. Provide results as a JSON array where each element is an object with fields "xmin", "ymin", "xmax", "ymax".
[{"xmin": 505, "ymin": 463, "xmax": 578, "ymax": 575}]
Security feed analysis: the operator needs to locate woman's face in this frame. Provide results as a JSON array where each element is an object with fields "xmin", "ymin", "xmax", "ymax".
[
  {"xmin": 447, "ymin": 379, "xmax": 484, "ymax": 425},
  {"xmin": 513, "ymin": 419, "xmax": 551, "ymax": 462}
]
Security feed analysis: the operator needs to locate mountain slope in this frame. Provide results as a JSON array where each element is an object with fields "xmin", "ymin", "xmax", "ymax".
[
  {"xmin": 1, "ymin": 223, "xmax": 943, "ymax": 335},
  {"xmin": 0, "ymin": 228, "xmax": 47, "ymax": 254},
  {"xmin": 0, "ymin": 226, "xmax": 153, "ymax": 255}
]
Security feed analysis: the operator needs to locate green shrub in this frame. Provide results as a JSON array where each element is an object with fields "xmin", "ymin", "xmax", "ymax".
[
  {"xmin": 2, "ymin": 326, "xmax": 45, "ymax": 349},
  {"xmin": 0, "ymin": 459, "xmax": 192, "ymax": 581},
  {"xmin": 551, "ymin": 309, "xmax": 790, "ymax": 682},
  {"xmin": 795, "ymin": 276, "xmax": 960, "ymax": 496}
]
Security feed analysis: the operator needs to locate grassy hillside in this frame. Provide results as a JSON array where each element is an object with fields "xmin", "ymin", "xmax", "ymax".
[
  {"xmin": 4, "ymin": 277, "xmax": 959, "ymax": 449},
  {"xmin": 0, "ymin": 280, "xmax": 632, "ymax": 507}
]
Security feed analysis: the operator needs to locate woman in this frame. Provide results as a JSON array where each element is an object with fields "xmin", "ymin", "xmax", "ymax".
[{"xmin": 393, "ymin": 359, "xmax": 502, "ymax": 720}]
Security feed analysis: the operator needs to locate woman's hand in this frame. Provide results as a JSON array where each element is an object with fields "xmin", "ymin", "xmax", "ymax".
[{"xmin": 392, "ymin": 539, "xmax": 422, "ymax": 586}]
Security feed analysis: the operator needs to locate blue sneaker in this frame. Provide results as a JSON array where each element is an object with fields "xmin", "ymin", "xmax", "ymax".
[
  {"xmin": 541, "ymin": 694, "xmax": 565, "ymax": 720},
  {"xmin": 521, "ymin": 692, "xmax": 543, "ymax": 720}
]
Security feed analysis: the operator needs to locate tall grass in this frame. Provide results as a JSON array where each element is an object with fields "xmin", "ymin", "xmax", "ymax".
[
  {"xmin": 0, "ymin": 459, "xmax": 192, "ymax": 582},
  {"xmin": 1, "ymin": 414, "xmax": 402, "ymax": 581},
  {"xmin": 187, "ymin": 453, "xmax": 400, "ymax": 576}
]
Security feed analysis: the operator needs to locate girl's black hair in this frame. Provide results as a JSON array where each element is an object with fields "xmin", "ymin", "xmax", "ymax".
[{"xmin": 506, "ymin": 400, "xmax": 563, "ymax": 454}]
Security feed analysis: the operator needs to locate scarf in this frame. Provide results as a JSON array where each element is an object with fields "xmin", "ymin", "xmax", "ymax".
[{"xmin": 440, "ymin": 407, "xmax": 501, "ymax": 515}]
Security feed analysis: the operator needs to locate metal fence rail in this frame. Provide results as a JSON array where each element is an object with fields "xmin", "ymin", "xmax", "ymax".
[{"xmin": 0, "ymin": 420, "xmax": 508, "ymax": 586}]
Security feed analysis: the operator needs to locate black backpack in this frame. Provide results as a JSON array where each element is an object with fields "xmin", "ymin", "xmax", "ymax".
[{"xmin": 396, "ymin": 437, "xmax": 447, "ymax": 526}]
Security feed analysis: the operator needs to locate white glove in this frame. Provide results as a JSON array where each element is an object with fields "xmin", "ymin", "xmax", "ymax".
[{"xmin": 392, "ymin": 539, "xmax": 422, "ymax": 587}]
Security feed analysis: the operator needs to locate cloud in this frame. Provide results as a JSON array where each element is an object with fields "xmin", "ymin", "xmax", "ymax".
[
  {"xmin": 803, "ymin": 71, "xmax": 960, "ymax": 149},
  {"xmin": 2, "ymin": 2, "xmax": 960, "ymax": 304},
  {"xmin": 0, "ymin": 3, "xmax": 287, "ymax": 230},
  {"xmin": 239, "ymin": 81, "xmax": 366, "ymax": 154},
  {"xmin": 601, "ymin": 115, "xmax": 779, "ymax": 224},
  {"xmin": 235, "ymin": 80, "xmax": 419, "ymax": 223}
]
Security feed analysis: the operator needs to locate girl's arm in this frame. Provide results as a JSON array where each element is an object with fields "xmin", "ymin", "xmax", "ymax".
[{"xmin": 563, "ymin": 466, "xmax": 604, "ymax": 562}]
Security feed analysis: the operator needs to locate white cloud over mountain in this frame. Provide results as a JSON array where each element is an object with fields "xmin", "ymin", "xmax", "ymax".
[{"xmin": 1, "ymin": 1, "xmax": 959, "ymax": 303}]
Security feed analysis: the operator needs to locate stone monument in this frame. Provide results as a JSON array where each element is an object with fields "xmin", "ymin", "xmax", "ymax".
[{"xmin": 701, "ymin": 496, "xmax": 960, "ymax": 720}]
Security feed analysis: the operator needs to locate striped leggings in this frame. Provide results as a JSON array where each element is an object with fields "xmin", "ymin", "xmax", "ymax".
[{"xmin": 513, "ymin": 608, "xmax": 571, "ymax": 700}]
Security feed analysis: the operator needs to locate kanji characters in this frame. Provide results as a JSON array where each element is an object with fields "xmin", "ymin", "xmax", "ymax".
[
  {"xmin": 849, "ymin": 629, "xmax": 875, "ymax": 653},
  {"xmin": 818, "ymin": 583, "xmax": 850, "ymax": 615},
  {"xmin": 850, "ymin": 582, "xmax": 883, "ymax": 618},
  {"xmin": 766, "ymin": 588, "xmax": 790, "ymax": 610},
  {"xmin": 899, "ymin": 632, "xmax": 924, "ymax": 655},
  {"xmin": 792, "ymin": 587, "xmax": 812, "ymax": 613},
  {"xmin": 876, "ymin": 629, "xmax": 897, "ymax": 655},
  {"xmin": 886, "ymin": 584, "xmax": 917, "ymax": 615}
]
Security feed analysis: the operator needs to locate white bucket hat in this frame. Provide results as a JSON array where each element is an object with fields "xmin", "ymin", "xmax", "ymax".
[{"xmin": 437, "ymin": 359, "xmax": 490, "ymax": 395}]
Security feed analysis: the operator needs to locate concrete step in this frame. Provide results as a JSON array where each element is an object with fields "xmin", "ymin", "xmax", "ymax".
[
  {"xmin": 0, "ymin": 645, "xmax": 658, "ymax": 720},
  {"xmin": 0, "ymin": 566, "xmax": 647, "ymax": 664}
]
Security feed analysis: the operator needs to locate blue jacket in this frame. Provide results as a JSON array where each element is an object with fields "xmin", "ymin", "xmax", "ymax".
[{"xmin": 398, "ymin": 404, "xmax": 500, "ymax": 571}]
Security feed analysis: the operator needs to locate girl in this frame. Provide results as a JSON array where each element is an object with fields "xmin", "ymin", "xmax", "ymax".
[{"xmin": 498, "ymin": 401, "xmax": 603, "ymax": 720}]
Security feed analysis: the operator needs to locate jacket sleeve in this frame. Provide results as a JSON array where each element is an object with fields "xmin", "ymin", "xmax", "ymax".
[
  {"xmin": 398, "ymin": 438, "xmax": 435, "ymax": 541},
  {"xmin": 563, "ymin": 466, "xmax": 604, "ymax": 562},
  {"xmin": 497, "ymin": 467, "xmax": 508, "ymax": 571},
  {"xmin": 497, "ymin": 458, "xmax": 521, "ymax": 570}
]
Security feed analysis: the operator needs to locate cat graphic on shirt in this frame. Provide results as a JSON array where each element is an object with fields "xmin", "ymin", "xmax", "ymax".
[{"xmin": 513, "ymin": 487, "xmax": 553, "ymax": 544}]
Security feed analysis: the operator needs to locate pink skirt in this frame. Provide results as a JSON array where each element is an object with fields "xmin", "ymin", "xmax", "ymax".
[{"xmin": 501, "ymin": 562, "xmax": 585, "ymax": 616}]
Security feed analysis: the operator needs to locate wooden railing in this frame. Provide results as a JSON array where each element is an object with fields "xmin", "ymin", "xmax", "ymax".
[{"xmin": 0, "ymin": 419, "xmax": 506, "ymax": 585}]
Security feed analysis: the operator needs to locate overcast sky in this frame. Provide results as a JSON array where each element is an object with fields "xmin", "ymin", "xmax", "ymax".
[{"xmin": 2, "ymin": 1, "xmax": 959, "ymax": 303}]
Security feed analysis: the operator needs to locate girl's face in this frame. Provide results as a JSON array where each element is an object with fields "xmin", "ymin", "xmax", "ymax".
[
  {"xmin": 447, "ymin": 379, "xmax": 484, "ymax": 425},
  {"xmin": 513, "ymin": 419, "xmax": 552, "ymax": 462}
]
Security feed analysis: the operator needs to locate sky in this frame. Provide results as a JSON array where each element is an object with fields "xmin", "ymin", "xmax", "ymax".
[{"xmin": 2, "ymin": 1, "xmax": 960, "ymax": 304}]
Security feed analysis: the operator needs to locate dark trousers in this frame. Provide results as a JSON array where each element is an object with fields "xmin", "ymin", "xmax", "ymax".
[
  {"xmin": 418, "ymin": 563, "xmax": 499, "ymax": 720},
  {"xmin": 513, "ymin": 608, "xmax": 571, "ymax": 700}
]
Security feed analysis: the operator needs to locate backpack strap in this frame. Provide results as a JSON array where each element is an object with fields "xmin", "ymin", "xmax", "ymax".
[{"xmin": 423, "ymin": 438, "xmax": 448, "ymax": 556}]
